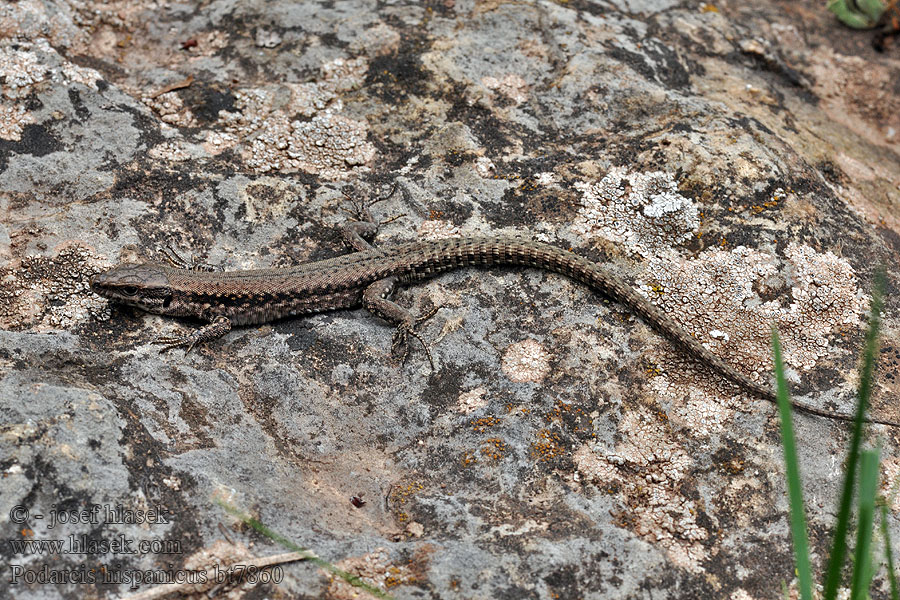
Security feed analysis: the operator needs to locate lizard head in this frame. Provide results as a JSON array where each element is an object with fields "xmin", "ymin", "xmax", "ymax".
[{"xmin": 91, "ymin": 263, "xmax": 174, "ymax": 314}]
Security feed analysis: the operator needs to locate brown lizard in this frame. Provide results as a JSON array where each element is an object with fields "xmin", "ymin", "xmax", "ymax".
[{"xmin": 90, "ymin": 224, "xmax": 899, "ymax": 428}]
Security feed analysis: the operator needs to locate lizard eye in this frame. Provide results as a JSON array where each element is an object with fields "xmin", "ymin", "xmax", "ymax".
[{"xmin": 120, "ymin": 286, "xmax": 139, "ymax": 296}]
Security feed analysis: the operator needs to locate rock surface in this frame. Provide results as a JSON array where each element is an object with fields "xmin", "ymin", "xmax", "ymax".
[{"xmin": 1, "ymin": 0, "xmax": 899, "ymax": 598}]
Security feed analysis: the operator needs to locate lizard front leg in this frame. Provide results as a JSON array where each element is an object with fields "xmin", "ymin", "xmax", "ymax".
[
  {"xmin": 342, "ymin": 220, "xmax": 380, "ymax": 252},
  {"xmin": 362, "ymin": 277, "xmax": 439, "ymax": 369},
  {"xmin": 340, "ymin": 183, "xmax": 400, "ymax": 252},
  {"xmin": 156, "ymin": 315, "xmax": 232, "ymax": 354}
]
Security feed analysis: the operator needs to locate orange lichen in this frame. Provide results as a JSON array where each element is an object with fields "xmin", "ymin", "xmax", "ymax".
[
  {"xmin": 470, "ymin": 416, "xmax": 501, "ymax": 432},
  {"xmin": 530, "ymin": 429, "xmax": 566, "ymax": 462},
  {"xmin": 480, "ymin": 438, "xmax": 507, "ymax": 461}
]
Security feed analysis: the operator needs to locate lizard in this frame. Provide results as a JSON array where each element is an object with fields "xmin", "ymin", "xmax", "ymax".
[{"xmin": 90, "ymin": 217, "xmax": 900, "ymax": 428}]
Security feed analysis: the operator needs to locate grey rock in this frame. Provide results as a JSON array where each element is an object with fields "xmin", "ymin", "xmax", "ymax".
[{"xmin": 1, "ymin": 0, "xmax": 899, "ymax": 599}]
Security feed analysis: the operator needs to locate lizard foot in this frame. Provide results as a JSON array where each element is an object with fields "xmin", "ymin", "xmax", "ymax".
[
  {"xmin": 154, "ymin": 316, "xmax": 232, "ymax": 355},
  {"xmin": 391, "ymin": 319, "xmax": 435, "ymax": 371},
  {"xmin": 340, "ymin": 183, "xmax": 403, "ymax": 225},
  {"xmin": 155, "ymin": 331, "xmax": 200, "ymax": 355},
  {"xmin": 158, "ymin": 245, "xmax": 222, "ymax": 272}
]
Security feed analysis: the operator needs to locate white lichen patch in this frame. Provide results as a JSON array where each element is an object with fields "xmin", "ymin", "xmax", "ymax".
[
  {"xmin": 474, "ymin": 156, "xmax": 495, "ymax": 177},
  {"xmin": 418, "ymin": 219, "xmax": 462, "ymax": 239},
  {"xmin": 0, "ymin": 101, "xmax": 35, "ymax": 140},
  {"xmin": 178, "ymin": 57, "xmax": 377, "ymax": 178},
  {"xmin": 482, "ymin": 73, "xmax": 529, "ymax": 104},
  {"xmin": 641, "ymin": 244, "xmax": 866, "ymax": 407},
  {"xmin": 0, "ymin": 44, "xmax": 48, "ymax": 97},
  {"xmin": 321, "ymin": 57, "xmax": 370, "ymax": 92},
  {"xmin": 0, "ymin": 245, "xmax": 107, "ymax": 331},
  {"xmin": 458, "ymin": 387, "xmax": 488, "ymax": 414},
  {"xmin": 0, "ymin": 0, "xmax": 156, "ymax": 54},
  {"xmin": 202, "ymin": 130, "xmax": 240, "ymax": 155},
  {"xmin": 254, "ymin": 28, "xmax": 282, "ymax": 48},
  {"xmin": 573, "ymin": 410, "xmax": 708, "ymax": 571},
  {"xmin": 573, "ymin": 168, "xmax": 700, "ymax": 257},
  {"xmin": 327, "ymin": 547, "xmax": 413, "ymax": 600},
  {"xmin": 59, "ymin": 61, "xmax": 101, "ymax": 90},
  {"xmin": 142, "ymin": 91, "xmax": 198, "ymax": 127},
  {"xmin": 501, "ymin": 339, "xmax": 551, "ymax": 383},
  {"xmin": 147, "ymin": 140, "xmax": 193, "ymax": 162},
  {"xmin": 0, "ymin": 39, "xmax": 101, "ymax": 97},
  {"xmin": 285, "ymin": 81, "xmax": 339, "ymax": 117},
  {"xmin": 243, "ymin": 111, "xmax": 374, "ymax": 176},
  {"xmin": 649, "ymin": 359, "xmax": 749, "ymax": 434},
  {"xmin": 534, "ymin": 171, "xmax": 557, "ymax": 186},
  {"xmin": 0, "ymin": 40, "xmax": 102, "ymax": 140},
  {"xmin": 0, "ymin": 0, "xmax": 84, "ymax": 50}
]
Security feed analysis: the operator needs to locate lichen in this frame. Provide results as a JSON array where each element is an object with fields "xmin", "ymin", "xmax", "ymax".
[
  {"xmin": 0, "ymin": 44, "xmax": 48, "ymax": 96},
  {"xmin": 458, "ymin": 387, "xmax": 488, "ymax": 414},
  {"xmin": 418, "ymin": 219, "xmax": 462, "ymax": 239},
  {"xmin": 573, "ymin": 168, "xmax": 700, "ymax": 257},
  {"xmin": 474, "ymin": 156, "xmax": 495, "ymax": 177},
  {"xmin": 4, "ymin": 0, "xmax": 161, "ymax": 52},
  {"xmin": 59, "ymin": 61, "xmax": 101, "ymax": 90},
  {"xmin": 0, "ymin": 39, "xmax": 100, "ymax": 96},
  {"xmin": 501, "ymin": 339, "xmax": 551, "ymax": 382},
  {"xmin": 242, "ymin": 111, "xmax": 375, "ymax": 176},
  {"xmin": 147, "ymin": 139, "xmax": 193, "ymax": 162},
  {"xmin": 320, "ymin": 57, "xmax": 370, "ymax": 92},
  {"xmin": 570, "ymin": 237, "xmax": 869, "ymax": 567},
  {"xmin": 481, "ymin": 73, "xmax": 529, "ymax": 104},
  {"xmin": 254, "ymin": 29, "xmax": 282, "ymax": 49},
  {"xmin": 142, "ymin": 92, "xmax": 198, "ymax": 128},
  {"xmin": 0, "ymin": 101, "xmax": 35, "ymax": 141},
  {"xmin": 0, "ymin": 245, "xmax": 107, "ymax": 330},
  {"xmin": 0, "ymin": 39, "xmax": 102, "ymax": 141},
  {"xmin": 574, "ymin": 410, "xmax": 707, "ymax": 571},
  {"xmin": 0, "ymin": 0, "xmax": 82, "ymax": 49},
  {"xmin": 639, "ymin": 243, "xmax": 866, "ymax": 430},
  {"xmin": 144, "ymin": 57, "xmax": 378, "ymax": 179},
  {"xmin": 328, "ymin": 548, "xmax": 415, "ymax": 599},
  {"xmin": 534, "ymin": 171, "xmax": 557, "ymax": 186}
]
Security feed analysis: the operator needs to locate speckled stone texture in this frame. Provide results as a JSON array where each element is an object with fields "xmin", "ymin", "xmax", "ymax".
[{"xmin": 1, "ymin": 0, "xmax": 900, "ymax": 598}]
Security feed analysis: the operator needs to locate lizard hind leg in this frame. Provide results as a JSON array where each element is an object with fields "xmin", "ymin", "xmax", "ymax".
[{"xmin": 362, "ymin": 276, "xmax": 440, "ymax": 370}]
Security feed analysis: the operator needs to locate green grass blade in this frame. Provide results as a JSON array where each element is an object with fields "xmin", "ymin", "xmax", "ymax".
[
  {"xmin": 823, "ymin": 269, "xmax": 885, "ymax": 600},
  {"xmin": 217, "ymin": 499, "xmax": 396, "ymax": 600},
  {"xmin": 855, "ymin": 269, "xmax": 885, "ymax": 444},
  {"xmin": 850, "ymin": 448, "xmax": 881, "ymax": 600},
  {"xmin": 772, "ymin": 328, "xmax": 813, "ymax": 600},
  {"xmin": 881, "ymin": 502, "xmax": 899, "ymax": 600}
]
